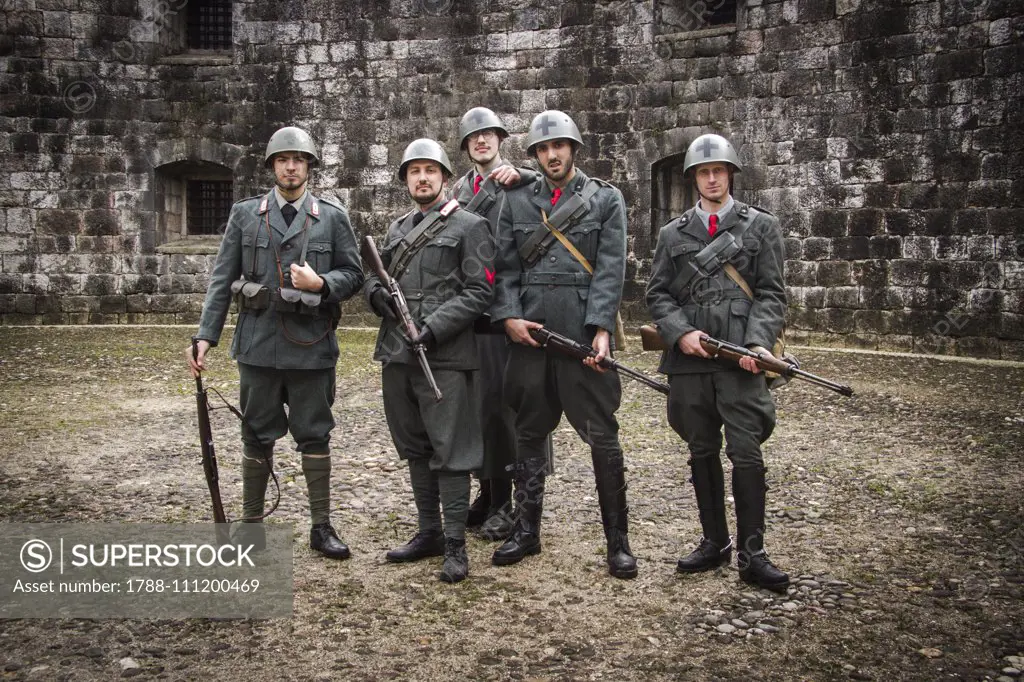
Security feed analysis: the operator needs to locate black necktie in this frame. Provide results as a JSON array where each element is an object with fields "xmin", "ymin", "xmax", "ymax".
[
  {"xmin": 412, "ymin": 212, "xmax": 425, "ymax": 227},
  {"xmin": 281, "ymin": 204, "xmax": 297, "ymax": 226}
]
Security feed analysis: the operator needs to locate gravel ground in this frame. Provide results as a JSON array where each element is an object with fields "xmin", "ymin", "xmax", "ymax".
[{"xmin": 0, "ymin": 326, "xmax": 1021, "ymax": 681}]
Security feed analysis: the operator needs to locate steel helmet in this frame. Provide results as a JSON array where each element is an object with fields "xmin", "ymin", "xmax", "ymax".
[
  {"xmin": 682, "ymin": 133, "xmax": 742, "ymax": 175},
  {"xmin": 398, "ymin": 138, "xmax": 454, "ymax": 181},
  {"xmin": 525, "ymin": 110, "xmax": 583, "ymax": 157},
  {"xmin": 458, "ymin": 107, "xmax": 508, "ymax": 150},
  {"xmin": 264, "ymin": 126, "xmax": 319, "ymax": 168}
]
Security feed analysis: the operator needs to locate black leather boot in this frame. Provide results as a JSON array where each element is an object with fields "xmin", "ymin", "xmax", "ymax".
[
  {"xmin": 733, "ymin": 467, "xmax": 789, "ymax": 593},
  {"xmin": 385, "ymin": 529, "xmax": 445, "ymax": 563},
  {"xmin": 439, "ymin": 537, "xmax": 469, "ymax": 583},
  {"xmin": 593, "ymin": 450, "xmax": 638, "ymax": 580},
  {"xmin": 466, "ymin": 482, "xmax": 491, "ymax": 528},
  {"xmin": 492, "ymin": 458, "xmax": 545, "ymax": 566},
  {"xmin": 480, "ymin": 477, "xmax": 514, "ymax": 541},
  {"xmin": 310, "ymin": 522, "xmax": 351, "ymax": 560},
  {"xmin": 677, "ymin": 456, "xmax": 732, "ymax": 573}
]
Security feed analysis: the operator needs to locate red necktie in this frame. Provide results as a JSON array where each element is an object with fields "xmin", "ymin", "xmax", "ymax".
[
  {"xmin": 473, "ymin": 175, "xmax": 483, "ymax": 195},
  {"xmin": 551, "ymin": 187, "xmax": 562, "ymax": 206},
  {"xmin": 708, "ymin": 214, "xmax": 718, "ymax": 237}
]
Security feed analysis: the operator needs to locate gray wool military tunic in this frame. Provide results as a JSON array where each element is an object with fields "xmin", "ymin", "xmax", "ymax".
[
  {"xmin": 195, "ymin": 190, "xmax": 364, "ymax": 451},
  {"xmin": 491, "ymin": 169, "xmax": 628, "ymax": 463},
  {"xmin": 452, "ymin": 165, "xmax": 539, "ymax": 479},
  {"xmin": 645, "ymin": 200, "xmax": 787, "ymax": 466},
  {"xmin": 364, "ymin": 200, "xmax": 496, "ymax": 471}
]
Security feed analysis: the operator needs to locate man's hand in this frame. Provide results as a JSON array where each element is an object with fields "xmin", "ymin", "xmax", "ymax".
[
  {"xmin": 504, "ymin": 318, "xmax": 543, "ymax": 346},
  {"xmin": 411, "ymin": 326, "xmax": 435, "ymax": 350},
  {"xmin": 290, "ymin": 261, "xmax": 324, "ymax": 292},
  {"xmin": 369, "ymin": 287, "xmax": 397, "ymax": 321},
  {"xmin": 489, "ymin": 165, "xmax": 521, "ymax": 187},
  {"xmin": 583, "ymin": 329, "xmax": 611, "ymax": 373},
  {"xmin": 186, "ymin": 339, "xmax": 212, "ymax": 379},
  {"xmin": 678, "ymin": 330, "xmax": 712, "ymax": 358},
  {"xmin": 739, "ymin": 345, "xmax": 771, "ymax": 374}
]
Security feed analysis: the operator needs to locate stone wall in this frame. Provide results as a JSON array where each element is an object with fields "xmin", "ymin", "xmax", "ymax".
[{"xmin": 0, "ymin": 0, "xmax": 1021, "ymax": 358}]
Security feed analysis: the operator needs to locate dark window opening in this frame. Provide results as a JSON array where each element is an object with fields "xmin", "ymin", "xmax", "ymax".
[
  {"xmin": 188, "ymin": 0, "xmax": 232, "ymax": 50},
  {"xmin": 659, "ymin": 0, "xmax": 738, "ymax": 34},
  {"xmin": 651, "ymin": 153, "xmax": 695, "ymax": 246},
  {"xmin": 154, "ymin": 160, "xmax": 233, "ymax": 245},
  {"xmin": 187, "ymin": 180, "xmax": 233, "ymax": 235}
]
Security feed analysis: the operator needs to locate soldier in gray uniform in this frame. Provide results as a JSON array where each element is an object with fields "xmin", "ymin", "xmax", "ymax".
[
  {"xmin": 451, "ymin": 106, "xmax": 547, "ymax": 541},
  {"xmin": 187, "ymin": 126, "xmax": 364, "ymax": 559},
  {"xmin": 646, "ymin": 133, "xmax": 790, "ymax": 592},
  {"xmin": 364, "ymin": 139, "xmax": 495, "ymax": 583},
  {"xmin": 490, "ymin": 110, "xmax": 637, "ymax": 580}
]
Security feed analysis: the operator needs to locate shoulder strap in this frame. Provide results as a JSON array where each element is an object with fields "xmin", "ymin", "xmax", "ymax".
[
  {"xmin": 543, "ymin": 211, "xmax": 592, "ymax": 273},
  {"xmin": 386, "ymin": 199, "xmax": 460, "ymax": 280},
  {"xmin": 462, "ymin": 176, "xmax": 498, "ymax": 216},
  {"xmin": 518, "ymin": 180, "xmax": 602, "ymax": 267},
  {"xmin": 666, "ymin": 211, "xmax": 755, "ymax": 301}
]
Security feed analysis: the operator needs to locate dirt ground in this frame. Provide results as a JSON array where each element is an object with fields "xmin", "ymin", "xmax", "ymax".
[{"xmin": 0, "ymin": 325, "xmax": 1021, "ymax": 681}]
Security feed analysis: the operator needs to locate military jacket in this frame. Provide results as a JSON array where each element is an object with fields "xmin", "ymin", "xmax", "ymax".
[
  {"xmin": 452, "ymin": 165, "xmax": 538, "ymax": 235},
  {"xmin": 365, "ymin": 200, "xmax": 495, "ymax": 371},
  {"xmin": 491, "ymin": 169, "xmax": 627, "ymax": 345},
  {"xmin": 645, "ymin": 200, "xmax": 786, "ymax": 375},
  {"xmin": 196, "ymin": 191, "xmax": 364, "ymax": 370}
]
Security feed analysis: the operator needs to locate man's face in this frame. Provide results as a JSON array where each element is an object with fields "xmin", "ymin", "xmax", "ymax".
[
  {"xmin": 405, "ymin": 160, "xmax": 447, "ymax": 206},
  {"xmin": 466, "ymin": 129, "xmax": 500, "ymax": 166},
  {"xmin": 693, "ymin": 162, "xmax": 731, "ymax": 203},
  {"xmin": 535, "ymin": 139, "xmax": 574, "ymax": 183},
  {"xmin": 272, "ymin": 152, "xmax": 310, "ymax": 192}
]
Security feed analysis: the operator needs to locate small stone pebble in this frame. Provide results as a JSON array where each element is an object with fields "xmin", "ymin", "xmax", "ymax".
[{"xmin": 716, "ymin": 624, "xmax": 736, "ymax": 634}]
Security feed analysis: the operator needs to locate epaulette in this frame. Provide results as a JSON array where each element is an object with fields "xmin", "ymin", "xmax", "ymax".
[
  {"xmin": 439, "ymin": 198, "xmax": 460, "ymax": 217},
  {"xmin": 750, "ymin": 204, "xmax": 774, "ymax": 217},
  {"xmin": 589, "ymin": 177, "xmax": 614, "ymax": 188},
  {"xmin": 674, "ymin": 208, "xmax": 696, "ymax": 228},
  {"xmin": 317, "ymin": 195, "xmax": 345, "ymax": 211},
  {"xmin": 235, "ymin": 195, "xmax": 262, "ymax": 206}
]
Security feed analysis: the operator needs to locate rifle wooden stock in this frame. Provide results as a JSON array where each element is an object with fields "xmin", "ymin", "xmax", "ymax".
[
  {"xmin": 640, "ymin": 324, "xmax": 667, "ymax": 352},
  {"xmin": 699, "ymin": 335, "xmax": 854, "ymax": 397},
  {"xmin": 192, "ymin": 338, "xmax": 227, "ymax": 525},
  {"xmin": 528, "ymin": 327, "xmax": 670, "ymax": 396},
  {"xmin": 361, "ymin": 236, "xmax": 443, "ymax": 402}
]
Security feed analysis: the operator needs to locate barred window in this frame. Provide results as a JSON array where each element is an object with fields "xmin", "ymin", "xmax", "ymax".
[
  {"xmin": 186, "ymin": 180, "xmax": 232, "ymax": 235},
  {"xmin": 187, "ymin": 0, "xmax": 232, "ymax": 50}
]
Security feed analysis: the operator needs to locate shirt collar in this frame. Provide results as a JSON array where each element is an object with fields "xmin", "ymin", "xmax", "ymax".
[
  {"xmin": 694, "ymin": 195, "xmax": 735, "ymax": 228},
  {"xmin": 274, "ymin": 188, "xmax": 307, "ymax": 210}
]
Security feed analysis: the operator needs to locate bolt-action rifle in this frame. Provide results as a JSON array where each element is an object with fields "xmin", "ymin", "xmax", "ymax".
[
  {"xmin": 528, "ymin": 327, "xmax": 670, "ymax": 396},
  {"xmin": 699, "ymin": 335, "xmax": 854, "ymax": 397},
  {"xmin": 361, "ymin": 235, "xmax": 443, "ymax": 402},
  {"xmin": 192, "ymin": 337, "xmax": 228, "ymax": 528}
]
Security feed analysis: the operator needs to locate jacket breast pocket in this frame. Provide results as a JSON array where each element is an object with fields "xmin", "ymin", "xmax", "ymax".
[
  {"xmin": 669, "ymin": 242, "xmax": 700, "ymax": 269},
  {"xmin": 566, "ymin": 219, "xmax": 602, "ymax": 264},
  {"xmin": 420, "ymin": 235, "xmax": 460, "ymax": 276},
  {"xmin": 241, "ymin": 234, "xmax": 270, "ymax": 278},
  {"xmin": 512, "ymin": 222, "xmax": 541, "ymax": 252},
  {"xmin": 306, "ymin": 241, "xmax": 332, "ymax": 272}
]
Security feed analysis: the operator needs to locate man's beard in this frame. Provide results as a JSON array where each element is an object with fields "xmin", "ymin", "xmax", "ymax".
[
  {"xmin": 542, "ymin": 160, "xmax": 571, "ymax": 183},
  {"xmin": 411, "ymin": 184, "xmax": 443, "ymax": 206}
]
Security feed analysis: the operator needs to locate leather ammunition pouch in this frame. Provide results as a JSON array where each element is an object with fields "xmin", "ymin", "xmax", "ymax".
[
  {"xmin": 273, "ymin": 287, "xmax": 325, "ymax": 315},
  {"xmin": 231, "ymin": 279, "xmax": 270, "ymax": 311}
]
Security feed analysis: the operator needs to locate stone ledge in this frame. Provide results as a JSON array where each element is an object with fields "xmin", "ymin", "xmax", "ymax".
[
  {"xmin": 157, "ymin": 51, "xmax": 233, "ymax": 66},
  {"xmin": 156, "ymin": 238, "xmax": 222, "ymax": 255}
]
